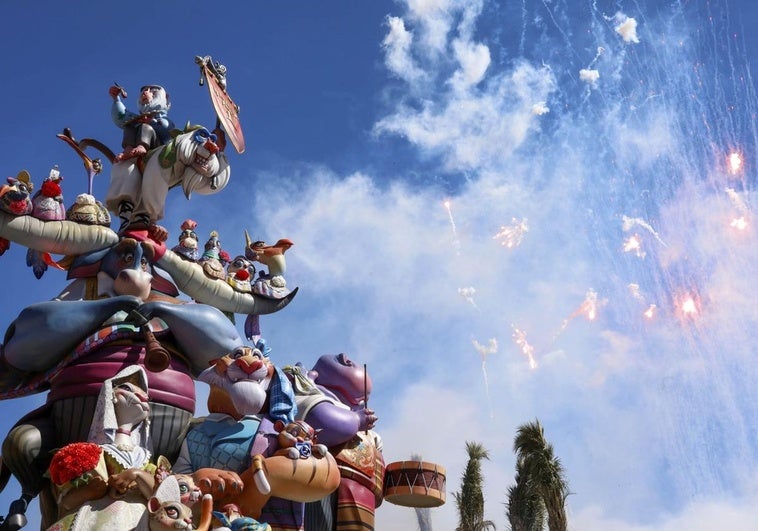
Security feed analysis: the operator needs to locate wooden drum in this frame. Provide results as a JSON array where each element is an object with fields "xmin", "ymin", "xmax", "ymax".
[{"xmin": 383, "ymin": 460, "xmax": 446, "ymax": 508}]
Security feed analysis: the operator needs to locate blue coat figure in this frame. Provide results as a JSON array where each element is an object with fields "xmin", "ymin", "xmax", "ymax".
[{"xmin": 109, "ymin": 84, "xmax": 174, "ymax": 162}]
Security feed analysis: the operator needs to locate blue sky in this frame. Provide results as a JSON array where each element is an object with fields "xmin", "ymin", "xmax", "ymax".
[{"xmin": 1, "ymin": 1, "xmax": 757, "ymax": 529}]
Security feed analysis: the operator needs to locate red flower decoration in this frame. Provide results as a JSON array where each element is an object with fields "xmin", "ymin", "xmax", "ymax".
[{"xmin": 48, "ymin": 442, "xmax": 103, "ymax": 486}]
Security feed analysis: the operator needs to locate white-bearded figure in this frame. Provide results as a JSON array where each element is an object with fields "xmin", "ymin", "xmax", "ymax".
[{"xmin": 106, "ymin": 125, "xmax": 231, "ymax": 232}]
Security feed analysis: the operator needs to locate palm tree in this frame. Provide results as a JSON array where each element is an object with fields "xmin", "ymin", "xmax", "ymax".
[
  {"xmin": 454, "ymin": 441, "xmax": 496, "ymax": 531},
  {"xmin": 507, "ymin": 420, "xmax": 569, "ymax": 531},
  {"xmin": 506, "ymin": 460, "xmax": 545, "ymax": 531}
]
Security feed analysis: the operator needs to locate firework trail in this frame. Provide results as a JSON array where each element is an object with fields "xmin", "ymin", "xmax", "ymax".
[
  {"xmin": 511, "ymin": 325, "xmax": 537, "ymax": 370},
  {"xmin": 472, "ymin": 338, "xmax": 498, "ymax": 418},
  {"xmin": 628, "ymin": 283, "xmax": 658, "ymax": 320},
  {"xmin": 493, "ymin": 217, "xmax": 529, "ymax": 248},
  {"xmin": 725, "ymin": 188, "xmax": 751, "ymax": 230},
  {"xmin": 622, "ymin": 215, "xmax": 668, "ymax": 247},
  {"xmin": 549, "ymin": 289, "xmax": 607, "ymax": 344},
  {"xmin": 443, "ymin": 200, "xmax": 461, "ymax": 255}
]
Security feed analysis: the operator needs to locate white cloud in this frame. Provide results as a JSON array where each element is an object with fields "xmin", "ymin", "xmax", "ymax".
[
  {"xmin": 615, "ymin": 15, "xmax": 641, "ymax": 44},
  {"xmin": 375, "ymin": 61, "xmax": 557, "ymax": 171},
  {"xmin": 383, "ymin": 16, "xmax": 424, "ymax": 82},
  {"xmin": 450, "ymin": 39, "xmax": 491, "ymax": 90}
]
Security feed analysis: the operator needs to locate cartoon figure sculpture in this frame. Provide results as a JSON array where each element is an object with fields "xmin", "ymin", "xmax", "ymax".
[
  {"xmin": 147, "ymin": 475, "xmax": 214, "ymax": 531},
  {"xmin": 284, "ymin": 354, "xmax": 384, "ymax": 531},
  {"xmin": 0, "ymin": 172, "xmax": 34, "ymax": 217},
  {"xmin": 171, "ymin": 219, "xmax": 200, "ymax": 262},
  {"xmin": 244, "ymin": 233, "xmax": 293, "ymax": 290},
  {"xmin": 105, "ymin": 83, "xmax": 229, "ymax": 232},
  {"xmin": 198, "ymin": 230, "xmax": 226, "ymax": 280},
  {"xmin": 109, "ymin": 84, "xmax": 174, "ymax": 163},
  {"xmin": 173, "ymin": 345, "xmax": 340, "ymax": 530},
  {"xmin": 0, "ymin": 171, "xmax": 34, "ymax": 256},
  {"xmin": 0, "ymin": 56, "xmax": 432, "ymax": 531},
  {"xmin": 0, "ymin": 221, "xmax": 296, "ymax": 528},
  {"xmin": 30, "ymin": 166, "xmax": 65, "ymax": 222},
  {"xmin": 46, "ymin": 366, "xmax": 156, "ymax": 530},
  {"xmin": 106, "ymin": 123, "xmax": 231, "ymax": 232},
  {"xmin": 212, "ymin": 503, "xmax": 271, "ymax": 531}
]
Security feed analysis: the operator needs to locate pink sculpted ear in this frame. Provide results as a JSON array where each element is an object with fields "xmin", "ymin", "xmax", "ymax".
[{"xmin": 148, "ymin": 496, "xmax": 161, "ymax": 514}]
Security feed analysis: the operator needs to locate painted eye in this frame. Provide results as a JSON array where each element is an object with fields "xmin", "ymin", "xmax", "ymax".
[
  {"xmin": 231, "ymin": 348, "xmax": 246, "ymax": 359},
  {"xmin": 193, "ymin": 128, "xmax": 211, "ymax": 143},
  {"xmin": 165, "ymin": 505, "xmax": 180, "ymax": 518},
  {"xmin": 178, "ymin": 482, "xmax": 189, "ymax": 494}
]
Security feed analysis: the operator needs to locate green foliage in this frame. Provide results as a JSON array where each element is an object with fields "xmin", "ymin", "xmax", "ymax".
[
  {"xmin": 455, "ymin": 441, "xmax": 496, "ymax": 531},
  {"xmin": 506, "ymin": 420, "xmax": 569, "ymax": 531}
]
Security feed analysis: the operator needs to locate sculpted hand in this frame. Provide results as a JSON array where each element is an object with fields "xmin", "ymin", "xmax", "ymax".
[
  {"xmin": 359, "ymin": 408, "xmax": 378, "ymax": 431},
  {"xmin": 193, "ymin": 468, "xmax": 244, "ymax": 503},
  {"xmin": 108, "ymin": 469, "xmax": 139, "ymax": 497},
  {"xmin": 113, "ymin": 294, "xmax": 144, "ymax": 311},
  {"xmin": 108, "ymin": 86, "xmax": 121, "ymax": 99}
]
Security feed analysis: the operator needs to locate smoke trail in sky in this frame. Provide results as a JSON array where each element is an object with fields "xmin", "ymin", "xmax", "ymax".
[
  {"xmin": 458, "ymin": 286, "xmax": 479, "ymax": 311},
  {"xmin": 472, "ymin": 338, "xmax": 497, "ymax": 418},
  {"xmin": 443, "ymin": 200, "xmax": 460, "ymax": 255},
  {"xmin": 374, "ymin": 0, "xmax": 757, "ymax": 525}
]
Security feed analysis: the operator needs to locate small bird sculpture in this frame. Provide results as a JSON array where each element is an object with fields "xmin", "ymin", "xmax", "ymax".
[
  {"xmin": 31, "ymin": 166, "xmax": 66, "ymax": 221},
  {"xmin": 244, "ymin": 230, "xmax": 293, "ymax": 282}
]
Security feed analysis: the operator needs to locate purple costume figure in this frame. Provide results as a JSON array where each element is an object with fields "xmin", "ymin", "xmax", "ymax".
[{"xmin": 284, "ymin": 354, "xmax": 384, "ymax": 531}]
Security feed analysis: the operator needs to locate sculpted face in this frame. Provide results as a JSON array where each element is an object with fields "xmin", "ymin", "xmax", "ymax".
[
  {"xmin": 138, "ymin": 85, "xmax": 170, "ymax": 114},
  {"xmin": 312, "ymin": 353, "xmax": 371, "ymax": 407},
  {"xmin": 188, "ymin": 128, "xmax": 221, "ymax": 177},
  {"xmin": 199, "ymin": 346, "xmax": 273, "ymax": 417},
  {"xmin": 113, "ymin": 381, "xmax": 150, "ymax": 428},
  {"xmin": 108, "ymin": 240, "xmax": 154, "ymax": 300},
  {"xmin": 0, "ymin": 175, "xmax": 33, "ymax": 215}
]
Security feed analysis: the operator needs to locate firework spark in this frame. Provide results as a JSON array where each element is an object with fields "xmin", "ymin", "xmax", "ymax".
[
  {"xmin": 493, "ymin": 217, "xmax": 529, "ymax": 248},
  {"xmin": 674, "ymin": 291, "xmax": 702, "ymax": 322},
  {"xmin": 511, "ymin": 326, "xmax": 537, "ymax": 370},
  {"xmin": 727, "ymin": 151, "xmax": 743, "ymax": 175},
  {"xmin": 730, "ymin": 216, "xmax": 748, "ymax": 231},
  {"xmin": 571, "ymin": 288, "xmax": 603, "ymax": 321}
]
